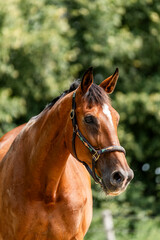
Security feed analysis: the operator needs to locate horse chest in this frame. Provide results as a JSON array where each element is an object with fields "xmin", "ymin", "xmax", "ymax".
[
  {"xmin": 0, "ymin": 187, "xmax": 92, "ymax": 240},
  {"xmin": 44, "ymin": 185, "xmax": 92, "ymax": 238},
  {"xmin": 23, "ymin": 198, "xmax": 90, "ymax": 240}
]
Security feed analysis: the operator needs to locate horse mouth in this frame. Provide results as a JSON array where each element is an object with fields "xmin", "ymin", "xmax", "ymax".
[{"xmin": 101, "ymin": 179, "xmax": 126, "ymax": 196}]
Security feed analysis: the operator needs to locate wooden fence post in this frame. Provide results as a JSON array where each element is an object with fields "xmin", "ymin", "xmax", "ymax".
[{"xmin": 102, "ymin": 210, "xmax": 116, "ymax": 240}]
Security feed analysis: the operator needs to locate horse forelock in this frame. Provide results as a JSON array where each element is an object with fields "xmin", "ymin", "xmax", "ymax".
[{"xmin": 84, "ymin": 84, "xmax": 110, "ymax": 107}]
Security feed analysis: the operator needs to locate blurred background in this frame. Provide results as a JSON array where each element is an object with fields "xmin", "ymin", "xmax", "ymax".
[{"xmin": 0, "ymin": 0, "xmax": 160, "ymax": 239}]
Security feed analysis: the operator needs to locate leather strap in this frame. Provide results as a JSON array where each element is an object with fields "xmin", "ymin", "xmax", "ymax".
[{"xmin": 70, "ymin": 91, "xmax": 126, "ymax": 185}]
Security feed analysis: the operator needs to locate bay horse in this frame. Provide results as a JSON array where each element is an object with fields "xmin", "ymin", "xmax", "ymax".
[{"xmin": 0, "ymin": 68, "xmax": 133, "ymax": 239}]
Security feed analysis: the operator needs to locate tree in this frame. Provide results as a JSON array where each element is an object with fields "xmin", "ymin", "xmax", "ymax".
[{"xmin": 0, "ymin": 0, "xmax": 78, "ymax": 134}]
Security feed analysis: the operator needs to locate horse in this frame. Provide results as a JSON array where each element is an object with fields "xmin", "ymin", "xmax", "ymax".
[{"xmin": 0, "ymin": 68, "xmax": 133, "ymax": 239}]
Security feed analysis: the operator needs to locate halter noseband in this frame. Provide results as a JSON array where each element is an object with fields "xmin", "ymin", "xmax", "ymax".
[{"xmin": 70, "ymin": 91, "xmax": 126, "ymax": 186}]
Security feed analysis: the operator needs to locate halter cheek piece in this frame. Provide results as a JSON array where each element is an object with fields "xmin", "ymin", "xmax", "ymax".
[{"xmin": 70, "ymin": 91, "xmax": 126, "ymax": 186}]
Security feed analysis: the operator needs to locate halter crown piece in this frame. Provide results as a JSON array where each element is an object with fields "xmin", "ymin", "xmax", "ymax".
[{"xmin": 70, "ymin": 91, "xmax": 126, "ymax": 186}]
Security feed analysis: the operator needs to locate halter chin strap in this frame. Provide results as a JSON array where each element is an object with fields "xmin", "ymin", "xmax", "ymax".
[{"xmin": 70, "ymin": 91, "xmax": 126, "ymax": 186}]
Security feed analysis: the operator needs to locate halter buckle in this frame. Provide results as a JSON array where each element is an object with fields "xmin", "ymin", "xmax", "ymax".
[
  {"xmin": 92, "ymin": 151, "xmax": 100, "ymax": 162},
  {"xmin": 70, "ymin": 109, "xmax": 75, "ymax": 119}
]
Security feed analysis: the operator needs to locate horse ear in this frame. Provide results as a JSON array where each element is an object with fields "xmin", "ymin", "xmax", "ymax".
[
  {"xmin": 81, "ymin": 67, "xmax": 93, "ymax": 94},
  {"xmin": 100, "ymin": 68, "xmax": 119, "ymax": 94}
]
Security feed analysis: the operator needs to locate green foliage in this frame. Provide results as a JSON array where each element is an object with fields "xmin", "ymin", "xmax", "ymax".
[
  {"xmin": 86, "ymin": 194, "xmax": 160, "ymax": 240},
  {"xmin": 0, "ymin": 88, "xmax": 26, "ymax": 135},
  {"xmin": 130, "ymin": 218, "xmax": 160, "ymax": 240},
  {"xmin": 113, "ymin": 92, "xmax": 160, "ymax": 204},
  {"xmin": 0, "ymin": 0, "xmax": 78, "ymax": 134},
  {"xmin": 85, "ymin": 208, "xmax": 106, "ymax": 240}
]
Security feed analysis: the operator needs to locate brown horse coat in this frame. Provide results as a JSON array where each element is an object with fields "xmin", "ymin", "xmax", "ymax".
[{"xmin": 0, "ymin": 68, "xmax": 133, "ymax": 239}]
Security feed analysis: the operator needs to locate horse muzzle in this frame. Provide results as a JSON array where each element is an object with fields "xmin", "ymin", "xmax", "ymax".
[{"xmin": 101, "ymin": 168, "xmax": 134, "ymax": 195}]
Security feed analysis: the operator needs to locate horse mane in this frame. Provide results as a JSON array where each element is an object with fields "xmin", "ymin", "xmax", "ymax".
[
  {"xmin": 46, "ymin": 79, "xmax": 109, "ymax": 110},
  {"xmin": 46, "ymin": 80, "xmax": 80, "ymax": 110}
]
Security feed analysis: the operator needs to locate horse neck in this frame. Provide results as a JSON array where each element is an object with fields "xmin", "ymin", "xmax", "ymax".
[{"xmin": 22, "ymin": 94, "xmax": 72, "ymax": 202}]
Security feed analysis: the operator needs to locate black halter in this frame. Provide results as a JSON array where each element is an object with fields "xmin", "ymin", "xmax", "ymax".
[{"xmin": 70, "ymin": 91, "xmax": 126, "ymax": 186}]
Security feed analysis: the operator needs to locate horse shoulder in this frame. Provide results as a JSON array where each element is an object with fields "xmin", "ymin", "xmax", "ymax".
[
  {"xmin": 55, "ymin": 155, "xmax": 93, "ymax": 235},
  {"xmin": 0, "ymin": 154, "xmax": 92, "ymax": 239}
]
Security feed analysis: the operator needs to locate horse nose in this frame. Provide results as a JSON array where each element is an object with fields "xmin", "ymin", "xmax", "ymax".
[
  {"xmin": 127, "ymin": 169, "xmax": 134, "ymax": 183},
  {"xmin": 110, "ymin": 169, "xmax": 134, "ymax": 188}
]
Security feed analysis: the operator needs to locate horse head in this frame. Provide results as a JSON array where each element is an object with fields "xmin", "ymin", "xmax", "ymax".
[{"xmin": 65, "ymin": 68, "xmax": 133, "ymax": 196}]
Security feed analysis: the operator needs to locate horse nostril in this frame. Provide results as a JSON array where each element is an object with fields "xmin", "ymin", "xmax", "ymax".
[{"xmin": 110, "ymin": 171, "xmax": 125, "ymax": 187}]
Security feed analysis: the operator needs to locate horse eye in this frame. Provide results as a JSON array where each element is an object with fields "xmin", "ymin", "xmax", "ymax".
[{"xmin": 84, "ymin": 115, "xmax": 95, "ymax": 124}]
